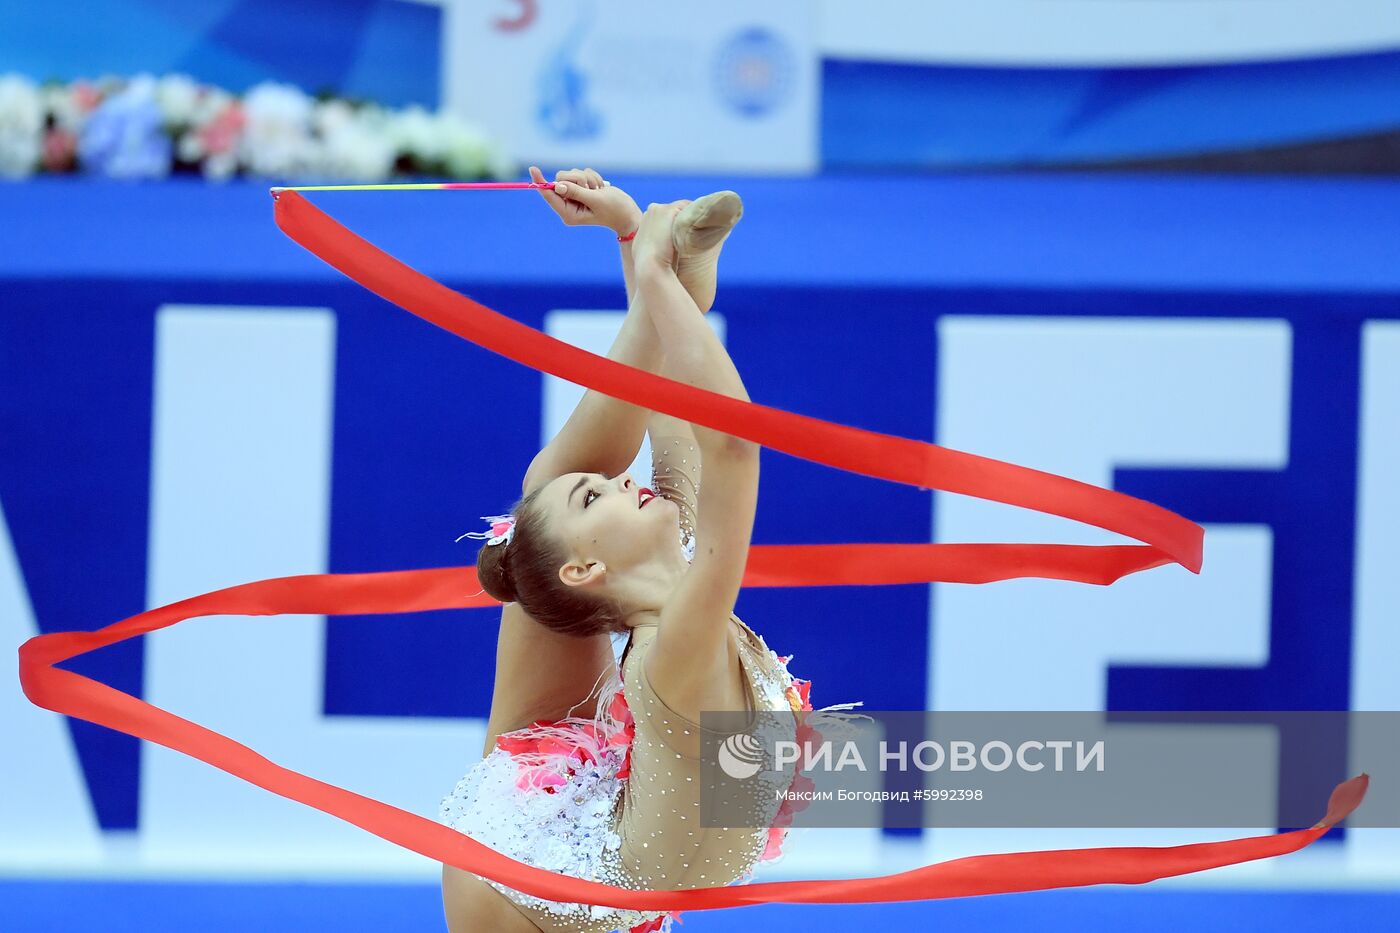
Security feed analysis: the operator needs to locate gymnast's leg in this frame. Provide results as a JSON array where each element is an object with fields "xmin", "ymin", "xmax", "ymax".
[{"xmin": 612, "ymin": 195, "xmax": 767, "ymax": 892}]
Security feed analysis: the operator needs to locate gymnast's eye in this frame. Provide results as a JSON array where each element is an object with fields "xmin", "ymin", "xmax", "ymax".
[{"xmin": 584, "ymin": 489, "xmax": 598, "ymax": 508}]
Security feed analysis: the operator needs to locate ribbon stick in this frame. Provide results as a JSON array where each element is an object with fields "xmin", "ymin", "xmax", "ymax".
[
  {"xmin": 270, "ymin": 181, "xmax": 581, "ymax": 194},
  {"xmin": 17, "ymin": 189, "xmax": 1368, "ymax": 916}
]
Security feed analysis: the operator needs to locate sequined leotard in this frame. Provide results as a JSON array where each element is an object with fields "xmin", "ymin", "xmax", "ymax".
[
  {"xmin": 438, "ymin": 612, "xmax": 808, "ymax": 933},
  {"xmin": 438, "ymin": 437, "xmax": 828, "ymax": 933}
]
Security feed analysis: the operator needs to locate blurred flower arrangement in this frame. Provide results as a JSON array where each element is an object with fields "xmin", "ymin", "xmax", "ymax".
[{"xmin": 0, "ymin": 72, "xmax": 513, "ymax": 182}]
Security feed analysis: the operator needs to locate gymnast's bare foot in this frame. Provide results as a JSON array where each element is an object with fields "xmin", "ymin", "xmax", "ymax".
[{"xmin": 671, "ymin": 190, "xmax": 743, "ymax": 314}]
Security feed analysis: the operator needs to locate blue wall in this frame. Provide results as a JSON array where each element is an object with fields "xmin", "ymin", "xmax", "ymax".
[
  {"xmin": 1, "ymin": 0, "xmax": 441, "ymax": 108},
  {"xmin": 822, "ymin": 50, "xmax": 1400, "ymax": 168}
]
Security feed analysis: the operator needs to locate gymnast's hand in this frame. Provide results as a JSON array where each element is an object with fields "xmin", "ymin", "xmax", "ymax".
[{"xmin": 529, "ymin": 165, "xmax": 642, "ymax": 237}]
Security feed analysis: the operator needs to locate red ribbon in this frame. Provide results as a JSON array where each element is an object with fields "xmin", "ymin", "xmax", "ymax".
[
  {"xmin": 18, "ymin": 190, "xmax": 1367, "ymax": 914},
  {"xmin": 270, "ymin": 191, "xmax": 1202, "ymax": 587}
]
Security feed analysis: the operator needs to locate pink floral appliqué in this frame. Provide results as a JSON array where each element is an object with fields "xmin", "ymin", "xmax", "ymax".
[
  {"xmin": 493, "ymin": 689, "xmax": 679, "ymax": 932},
  {"xmin": 760, "ymin": 657, "xmax": 819, "ymax": 863},
  {"xmin": 491, "ymin": 652, "xmax": 827, "ymax": 931},
  {"xmin": 493, "ymin": 686, "xmax": 636, "ymax": 793}
]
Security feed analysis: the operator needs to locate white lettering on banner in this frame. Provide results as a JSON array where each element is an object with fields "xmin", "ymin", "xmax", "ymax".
[
  {"xmin": 837, "ymin": 790, "xmax": 910, "ymax": 803},
  {"xmin": 1349, "ymin": 321, "xmax": 1400, "ymax": 872},
  {"xmin": 931, "ymin": 317, "xmax": 1288, "ymax": 710},
  {"xmin": 949, "ymin": 740, "xmax": 977, "ymax": 772},
  {"xmin": 140, "ymin": 306, "xmax": 481, "ymax": 877},
  {"xmin": 825, "ymin": 740, "xmax": 1104, "ymax": 773},
  {"xmin": 1044, "ymin": 741, "xmax": 1073, "ymax": 772},
  {"xmin": 1078, "ymin": 740, "xmax": 1106, "ymax": 773},
  {"xmin": 0, "ymin": 502, "xmax": 105, "ymax": 869},
  {"xmin": 881, "ymin": 740, "xmax": 911, "ymax": 771},
  {"xmin": 925, "ymin": 317, "xmax": 1288, "ymax": 857},
  {"xmin": 981, "ymin": 741, "xmax": 1013, "ymax": 772},
  {"xmin": 913, "ymin": 741, "xmax": 943, "ymax": 772}
]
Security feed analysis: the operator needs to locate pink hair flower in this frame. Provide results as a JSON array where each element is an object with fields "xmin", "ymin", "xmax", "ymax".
[{"xmin": 456, "ymin": 514, "xmax": 516, "ymax": 547}]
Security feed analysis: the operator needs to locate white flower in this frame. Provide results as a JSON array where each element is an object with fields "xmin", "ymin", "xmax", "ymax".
[
  {"xmin": 13, "ymin": 74, "xmax": 508, "ymax": 183},
  {"xmin": 190, "ymin": 86, "xmax": 233, "ymax": 128},
  {"xmin": 177, "ymin": 129, "xmax": 204, "ymax": 163},
  {"xmin": 318, "ymin": 115, "xmax": 395, "ymax": 181},
  {"xmin": 354, "ymin": 103, "xmax": 392, "ymax": 139},
  {"xmin": 385, "ymin": 106, "xmax": 509, "ymax": 179},
  {"xmin": 312, "ymin": 99, "xmax": 354, "ymax": 137},
  {"xmin": 388, "ymin": 104, "xmax": 443, "ymax": 166},
  {"xmin": 202, "ymin": 150, "xmax": 238, "ymax": 182},
  {"xmin": 155, "ymin": 73, "xmax": 200, "ymax": 127},
  {"xmin": 0, "ymin": 73, "xmax": 43, "ymax": 179},
  {"xmin": 240, "ymin": 80, "xmax": 314, "ymax": 177}
]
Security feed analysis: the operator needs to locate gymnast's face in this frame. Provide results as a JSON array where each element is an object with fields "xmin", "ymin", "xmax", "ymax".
[{"xmin": 540, "ymin": 470, "xmax": 680, "ymax": 588}]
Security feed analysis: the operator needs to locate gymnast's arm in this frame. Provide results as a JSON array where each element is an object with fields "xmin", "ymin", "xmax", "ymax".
[
  {"xmin": 484, "ymin": 169, "xmax": 653, "ymax": 751},
  {"xmin": 526, "ymin": 170, "xmax": 702, "ymax": 555},
  {"xmin": 521, "ymin": 166, "xmax": 654, "ymax": 491},
  {"xmin": 482, "ymin": 605, "xmax": 616, "ymax": 756}
]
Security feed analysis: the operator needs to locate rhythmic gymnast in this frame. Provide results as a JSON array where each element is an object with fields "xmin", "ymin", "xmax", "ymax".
[{"xmin": 439, "ymin": 168, "xmax": 822, "ymax": 933}]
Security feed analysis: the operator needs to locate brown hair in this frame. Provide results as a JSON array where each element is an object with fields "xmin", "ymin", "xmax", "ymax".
[{"xmin": 474, "ymin": 486, "xmax": 628, "ymax": 638}]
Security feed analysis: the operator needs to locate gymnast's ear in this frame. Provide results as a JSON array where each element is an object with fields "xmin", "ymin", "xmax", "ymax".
[{"xmin": 559, "ymin": 559, "xmax": 605, "ymax": 589}]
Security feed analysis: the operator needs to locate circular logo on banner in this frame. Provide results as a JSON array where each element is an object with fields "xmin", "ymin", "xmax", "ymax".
[{"xmin": 714, "ymin": 27, "xmax": 795, "ymax": 118}]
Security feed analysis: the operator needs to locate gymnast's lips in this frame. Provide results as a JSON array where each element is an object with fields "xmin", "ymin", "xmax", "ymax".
[{"xmin": 638, "ymin": 488, "xmax": 656, "ymax": 508}]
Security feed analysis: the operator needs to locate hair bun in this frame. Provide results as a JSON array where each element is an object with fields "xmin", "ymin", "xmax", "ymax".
[{"xmin": 475, "ymin": 540, "xmax": 518, "ymax": 604}]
